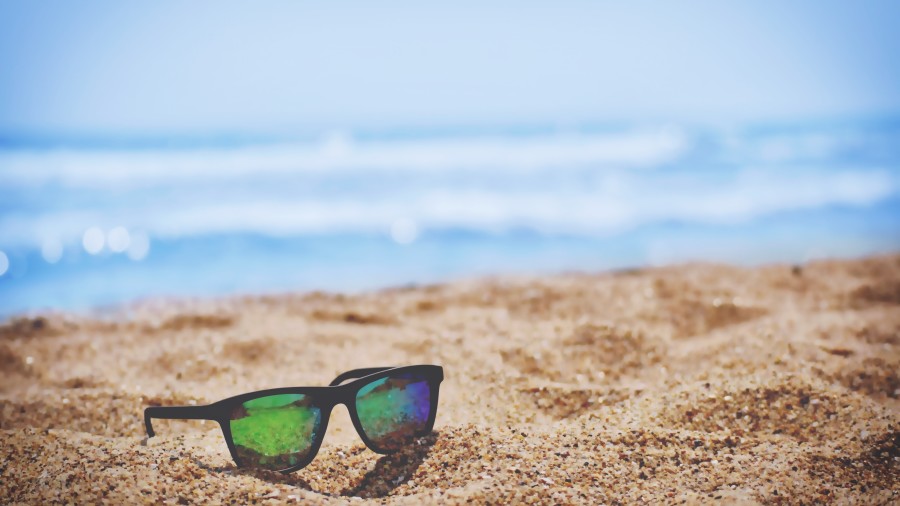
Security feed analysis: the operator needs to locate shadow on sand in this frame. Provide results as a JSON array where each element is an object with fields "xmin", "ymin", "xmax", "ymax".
[{"xmin": 201, "ymin": 432, "xmax": 439, "ymax": 499}]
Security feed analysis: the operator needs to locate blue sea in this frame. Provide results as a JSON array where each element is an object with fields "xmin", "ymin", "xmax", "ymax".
[{"xmin": 1, "ymin": 120, "xmax": 899, "ymax": 316}]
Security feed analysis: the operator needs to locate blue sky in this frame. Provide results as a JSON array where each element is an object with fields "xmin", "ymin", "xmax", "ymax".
[{"xmin": 2, "ymin": 1, "xmax": 900, "ymax": 137}]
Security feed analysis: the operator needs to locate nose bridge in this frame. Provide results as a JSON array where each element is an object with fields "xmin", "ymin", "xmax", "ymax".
[{"xmin": 335, "ymin": 383, "xmax": 357, "ymax": 410}]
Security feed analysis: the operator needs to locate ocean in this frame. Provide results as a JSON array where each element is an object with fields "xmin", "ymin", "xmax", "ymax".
[{"xmin": 1, "ymin": 120, "xmax": 899, "ymax": 316}]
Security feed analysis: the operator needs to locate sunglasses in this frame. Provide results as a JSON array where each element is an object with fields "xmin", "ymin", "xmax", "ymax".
[{"xmin": 144, "ymin": 365, "xmax": 443, "ymax": 473}]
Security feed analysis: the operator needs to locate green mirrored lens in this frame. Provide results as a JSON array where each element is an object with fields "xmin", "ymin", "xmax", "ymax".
[
  {"xmin": 355, "ymin": 373, "xmax": 431, "ymax": 451},
  {"xmin": 229, "ymin": 393, "xmax": 321, "ymax": 471}
]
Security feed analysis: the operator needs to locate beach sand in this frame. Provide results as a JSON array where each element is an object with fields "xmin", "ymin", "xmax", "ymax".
[{"xmin": 1, "ymin": 254, "xmax": 898, "ymax": 504}]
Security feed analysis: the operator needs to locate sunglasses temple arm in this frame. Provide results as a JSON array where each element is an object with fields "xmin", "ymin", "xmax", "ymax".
[
  {"xmin": 144, "ymin": 405, "xmax": 215, "ymax": 438},
  {"xmin": 328, "ymin": 366, "xmax": 395, "ymax": 386}
]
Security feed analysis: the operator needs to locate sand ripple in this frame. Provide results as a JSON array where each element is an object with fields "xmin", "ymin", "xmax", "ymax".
[{"xmin": 1, "ymin": 255, "xmax": 898, "ymax": 503}]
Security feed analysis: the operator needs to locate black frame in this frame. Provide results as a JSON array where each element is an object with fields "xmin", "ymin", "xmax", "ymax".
[{"xmin": 144, "ymin": 364, "xmax": 443, "ymax": 473}]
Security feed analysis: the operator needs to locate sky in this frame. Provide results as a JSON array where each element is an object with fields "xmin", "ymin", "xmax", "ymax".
[{"xmin": 2, "ymin": 0, "xmax": 900, "ymax": 138}]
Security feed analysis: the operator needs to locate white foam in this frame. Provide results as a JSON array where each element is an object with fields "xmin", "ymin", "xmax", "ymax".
[
  {"xmin": 107, "ymin": 226, "xmax": 131, "ymax": 253},
  {"xmin": 41, "ymin": 237, "xmax": 64, "ymax": 264},
  {"xmin": 0, "ymin": 127, "xmax": 896, "ymax": 251},
  {"xmin": 82, "ymin": 227, "xmax": 105, "ymax": 255},
  {"xmin": 126, "ymin": 231, "xmax": 150, "ymax": 261},
  {"xmin": 0, "ymin": 165, "xmax": 892, "ymax": 251},
  {"xmin": 0, "ymin": 129, "xmax": 688, "ymax": 188}
]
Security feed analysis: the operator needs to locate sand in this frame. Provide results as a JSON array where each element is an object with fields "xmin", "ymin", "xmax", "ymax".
[{"xmin": 1, "ymin": 254, "xmax": 898, "ymax": 504}]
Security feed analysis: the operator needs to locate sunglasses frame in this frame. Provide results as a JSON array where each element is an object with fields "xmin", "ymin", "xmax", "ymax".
[{"xmin": 144, "ymin": 364, "xmax": 443, "ymax": 473}]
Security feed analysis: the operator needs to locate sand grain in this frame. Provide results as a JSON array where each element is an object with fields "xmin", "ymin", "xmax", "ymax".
[{"xmin": 2, "ymin": 255, "xmax": 899, "ymax": 504}]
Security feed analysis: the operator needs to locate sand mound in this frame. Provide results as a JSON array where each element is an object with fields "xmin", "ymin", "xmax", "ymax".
[{"xmin": 2, "ymin": 255, "xmax": 898, "ymax": 503}]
